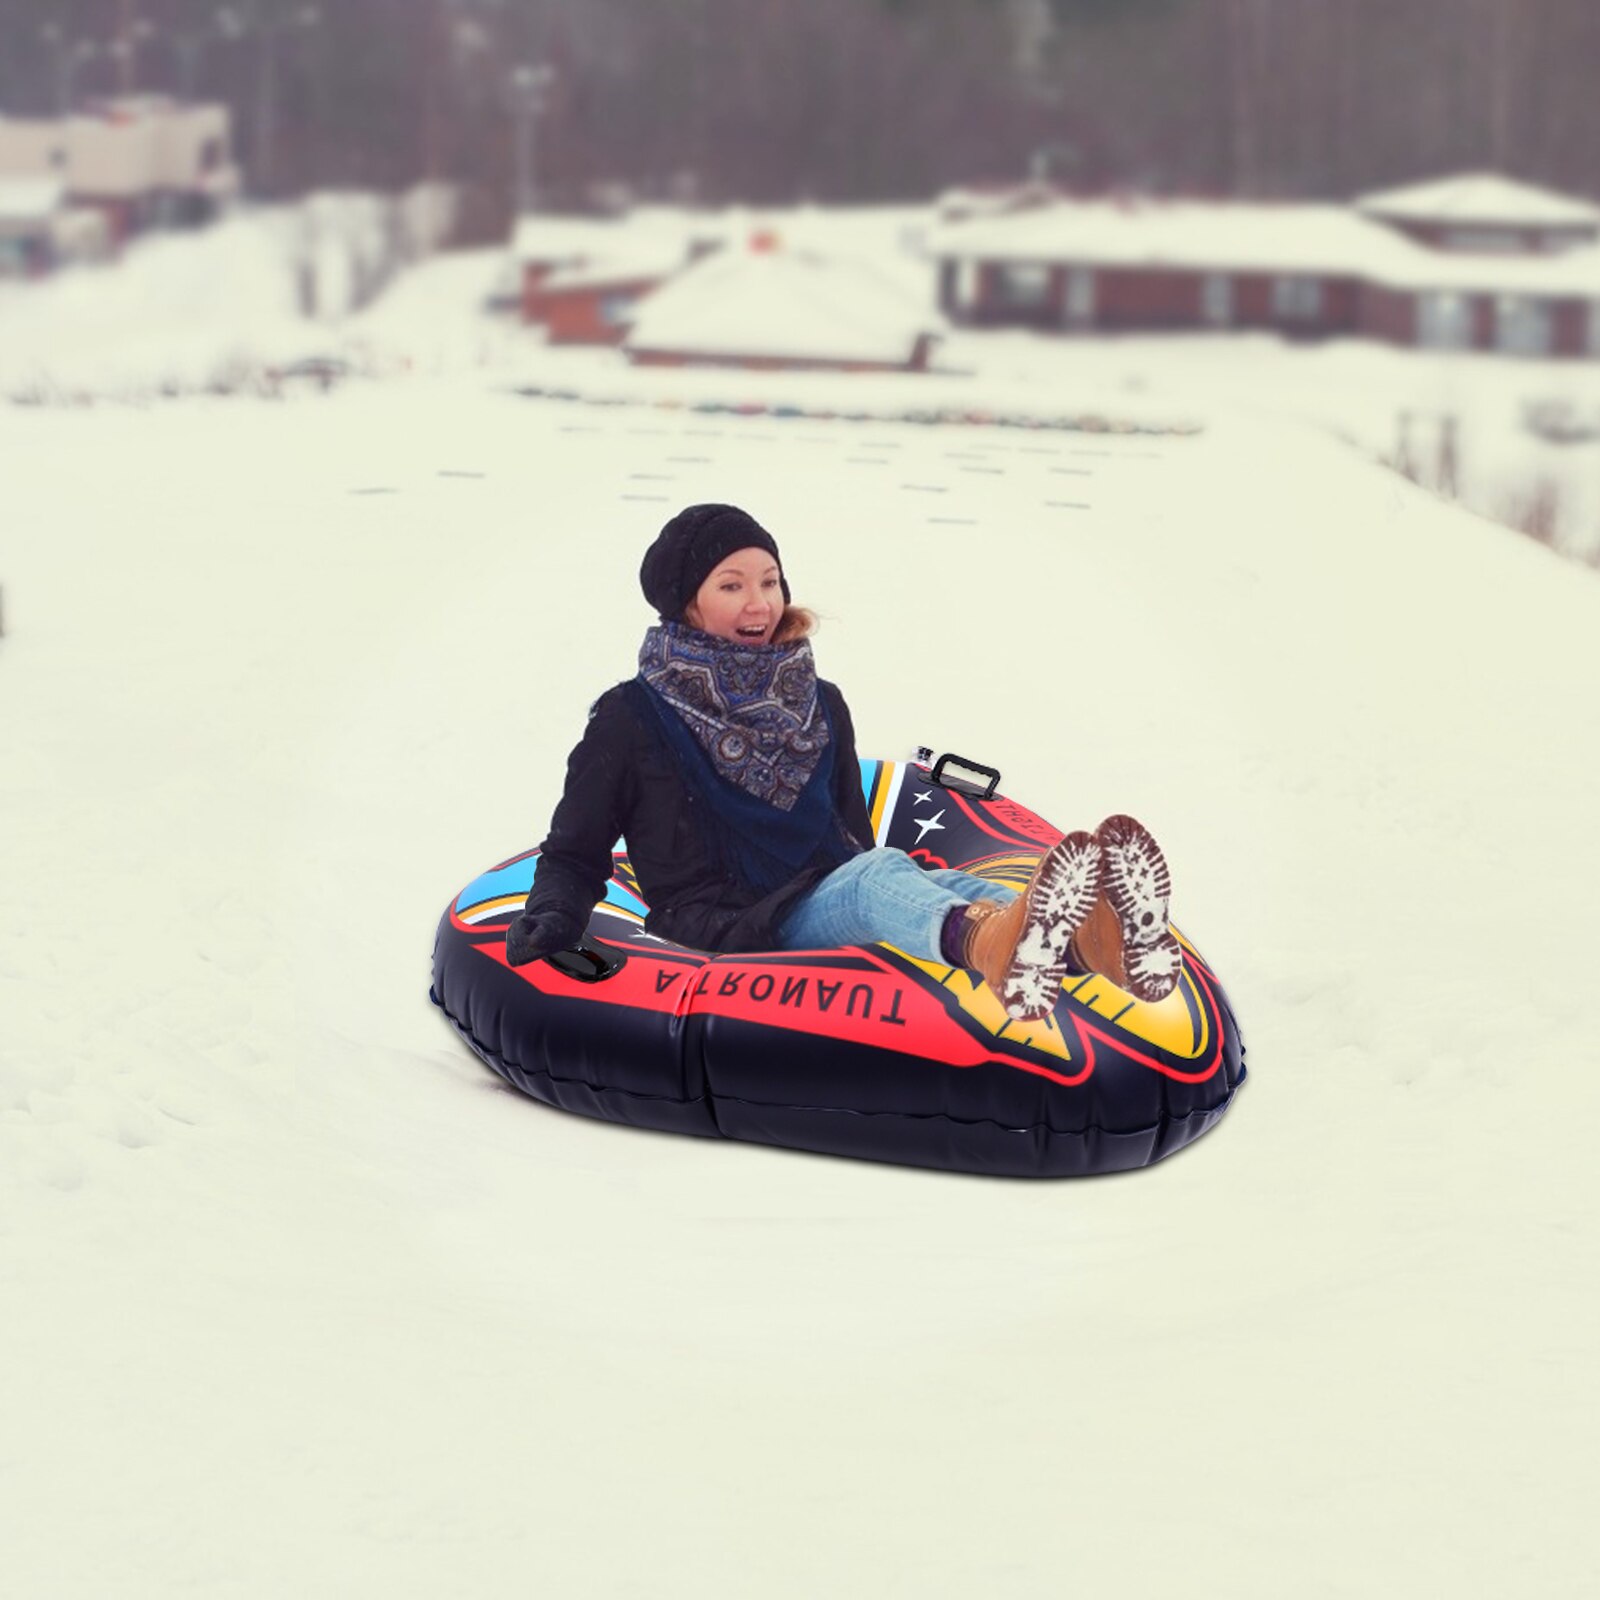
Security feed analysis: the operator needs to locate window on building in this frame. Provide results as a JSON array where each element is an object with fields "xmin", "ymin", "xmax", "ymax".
[
  {"xmin": 1418, "ymin": 291, "xmax": 1473, "ymax": 350},
  {"xmin": 200, "ymin": 138, "xmax": 222, "ymax": 173},
  {"xmin": 1442, "ymin": 228, "xmax": 1521, "ymax": 254},
  {"xmin": 599, "ymin": 292, "xmax": 636, "ymax": 328},
  {"xmin": 1271, "ymin": 276, "xmax": 1323, "ymax": 320},
  {"xmin": 999, "ymin": 263, "xmax": 1051, "ymax": 309},
  {"xmin": 1063, "ymin": 266, "xmax": 1095, "ymax": 324},
  {"xmin": 1201, "ymin": 273, "xmax": 1233, "ymax": 326},
  {"xmin": 1495, "ymin": 295, "xmax": 1552, "ymax": 356},
  {"xmin": 1587, "ymin": 301, "xmax": 1600, "ymax": 358}
]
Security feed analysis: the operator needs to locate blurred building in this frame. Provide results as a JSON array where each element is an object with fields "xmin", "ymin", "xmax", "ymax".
[
  {"xmin": 1353, "ymin": 173, "xmax": 1599, "ymax": 255},
  {"xmin": 0, "ymin": 177, "xmax": 65, "ymax": 277},
  {"xmin": 512, "ymin": 215, "xmax": 637, "ymax": 323},
  {"xmin": 0, "ymin": 97, "xmax": 239, "ymax": 247},
  {"xmin": 511, "ymin": 212, "xmax": 719, "ymax": 338},
  {"xmin": 932, "ymin": 172, "xmax": 1600, "ymax": 360},
  {"xmin": 523, "ymin": 237, "xmax": 696, "ymax": 345},
  {"xmin": 623, "ymin": 234, "xmax": 942, "ymax": 373},
  {"xmin": 0, "ymin": 176, "xmax": 112, "ymax": 278},
  {"xmin": 510, "ymin": 209, "xmax": 941, "ymax": 371}
]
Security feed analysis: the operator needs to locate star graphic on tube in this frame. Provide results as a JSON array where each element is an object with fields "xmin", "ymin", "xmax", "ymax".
[
  {"xmin": 913, "ymin": 809, "xmax": 945, "ymax": 844},
  {"xmin": 913, "ymin": 789, "xmax": 933, "ymax": 804}
]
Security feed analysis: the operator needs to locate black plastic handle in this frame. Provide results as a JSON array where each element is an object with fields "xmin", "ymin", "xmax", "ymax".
[
  {"xmin": 545, "ymin": 937, "xmax": 628, "ymax": 984},
  {"xmin": 927, "ymin": 750, "xmax": 1000, "ymax": 800}
]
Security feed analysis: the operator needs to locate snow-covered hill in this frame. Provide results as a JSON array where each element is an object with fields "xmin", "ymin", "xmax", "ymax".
[
  {"xmin": 6, "ymin": 204, "xmax": 1600, "ymax": 1592},
  {"xmin": 4, "ymin": 341, "xmax": 1596, "ymax": 1594},
  {"xmin": 10, "ymin": 200, "xmax": 1600, "ymax": 564}
]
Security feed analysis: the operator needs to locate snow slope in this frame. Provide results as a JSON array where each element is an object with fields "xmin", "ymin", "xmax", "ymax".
[
  {"xmin": 0, "ymin": 211, "xmax": 311, "ymax": 396},
  {"xmin": 4, "ymin": 353, "xmax": 1597, "ymax": 1596},
  {"xmin": 9, "ymin": 201, "xmax": 1600, "ymax": 562},
  {"xmin": 936, "ymin": 325, "xmax": 1600, "ymax": 564}
]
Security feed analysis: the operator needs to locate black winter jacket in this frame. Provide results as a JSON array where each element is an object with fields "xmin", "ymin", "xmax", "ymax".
[{"xmin": 524, "ymin": 678, "xmax": 877, "ymax": 954}]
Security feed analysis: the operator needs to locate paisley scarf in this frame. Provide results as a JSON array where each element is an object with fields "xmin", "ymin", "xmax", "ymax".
[
  {"xmin": 637, "ymin": 622, "xmax": 830, "ymax": 807},
  {"xmin": 636, "ymin": 623, "xmax": 856, "ymax": 894}
]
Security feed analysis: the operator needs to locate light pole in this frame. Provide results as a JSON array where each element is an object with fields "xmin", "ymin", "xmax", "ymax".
[
  {"xmin": 39, "ymin": 25, "xmax": 105, "ymax": 116},
  {"xmin": 508, "ymin": 62, "xmax": 555, "ymax": 217},
  {"xmin": 169, "ymin": 20, "xmax": 220, "ymax": 102},
  {"xmin": 217, "ymin": 4, "xmax": 320, "ymax": 199},
  {"xmin": 110, "ymin": 12, "xmax": 156, "ymax": 96},
  {"xmin": 162, "ymin": 6, "xmax": 257, "ymax": 104},
  {"xmin": 172, "ymin": 32, "xmax": 206, "ymax": 100}
]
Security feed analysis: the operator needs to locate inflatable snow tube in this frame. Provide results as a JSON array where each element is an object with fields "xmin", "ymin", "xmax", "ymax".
[{"xmin": 429, "ymin": 756, "xmax": 1246, "ymax": 1178}]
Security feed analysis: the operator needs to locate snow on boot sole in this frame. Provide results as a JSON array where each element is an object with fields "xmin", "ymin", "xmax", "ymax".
[
  {"xmin": 1095, "ymin": 813, "xmax": 1182, "ymax": 1004},
  {"xmin": 1000, "ymin": 832, "xmax": 1103, "ymax": 1022}
]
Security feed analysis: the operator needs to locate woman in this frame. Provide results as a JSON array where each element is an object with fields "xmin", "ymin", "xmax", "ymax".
[{"xmin": 506, "ymin": 503, "xmax": 1182, "ymax": 1020}]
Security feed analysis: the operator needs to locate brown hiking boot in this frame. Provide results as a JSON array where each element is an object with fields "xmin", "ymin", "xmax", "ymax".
[
  {"xmin": 1068, "ymin": 814, "xmax": 1183, "ymax": 1003},
  {"xmin": 963, "ymin": 831, "xmax": 1102, "ymax": 1022}
]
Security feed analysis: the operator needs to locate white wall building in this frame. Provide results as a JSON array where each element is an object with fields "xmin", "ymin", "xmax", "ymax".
[
  {"xmin": 0, "ymin": 177, "xmax": 112, "ymax": 277},
  {"xmin": 0, "ymin": 98, "xmax": 239, "ymax": 241}
]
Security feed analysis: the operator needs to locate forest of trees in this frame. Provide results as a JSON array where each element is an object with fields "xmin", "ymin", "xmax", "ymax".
[{"xmin": 2, "ymin": 0, "xmax": 1597, "ymax": 227}]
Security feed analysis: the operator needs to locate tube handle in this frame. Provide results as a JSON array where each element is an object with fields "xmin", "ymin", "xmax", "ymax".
[
  {"xmin": 546, "ymin": 936, "xmax": 628, "ymax": 984},
  {"xmin": 913, "ymin": 746, "xmax": 1000, "ymax": 800}
]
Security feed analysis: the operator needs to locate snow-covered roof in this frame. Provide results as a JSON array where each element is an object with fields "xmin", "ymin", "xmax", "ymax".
[
  {"xmin": 510, "ymin": 215, "xmax": 636, "ymax": 266},
  {"xmin": 1353, "ymin": 171, "xmax": 1600, "ymax": 229},
  {"xmin": 511, "ymin": 204, "xmax": 937, "ymax": 312},
  {"xmin": 625, "ymin": 244, "xmax": 943, "ymax": 365},
  {"xmin": 930, "ymin": 194, "xmax": 1600, "ymax": 300},
  {"xmin": 0, "ymin": 177, "xmax": 64, "ymax": 222},
  {"xmin": 930, "ymin": 199, "xmax": 1424, "ymax": 279},
  {"xmin": 538, "ymin": 237, "xmax": 693, "ymax": 294},
  {"xmin": 516, "ymin": 208, "xmax": 778, "ymax": 273},
  {"xmin": 935, "ymin": 181, "xmax": 1062, "ymax": 222},
  {"xmin": 85, "ymin": 95, "xmax": 179, "ymax": 117}
]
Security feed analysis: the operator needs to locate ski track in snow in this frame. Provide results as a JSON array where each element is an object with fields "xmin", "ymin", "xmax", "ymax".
[{"xmin": 2, "ymin": 236, "xmax": 1599, "ymax": 1597}]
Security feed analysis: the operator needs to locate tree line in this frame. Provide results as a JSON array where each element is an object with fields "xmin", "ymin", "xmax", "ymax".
[{"xmin": 1, "ymin": 0, "xmax": 1595, "ymax": 224}]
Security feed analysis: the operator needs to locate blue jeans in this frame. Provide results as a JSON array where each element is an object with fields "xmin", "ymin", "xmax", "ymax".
[{"xmin": 775, "ymin": 847, "xmax": 1018, "ymax": 960}]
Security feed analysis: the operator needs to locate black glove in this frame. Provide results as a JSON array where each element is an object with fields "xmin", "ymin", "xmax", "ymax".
[{"xmin": 505, "ymin": 909, "xmax": 582, "ymax": 968}]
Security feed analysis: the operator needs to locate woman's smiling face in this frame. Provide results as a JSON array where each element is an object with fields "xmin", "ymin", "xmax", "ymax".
[{"xmin": 684, "ymin": 547, "xmax": 784, "ymax": 644}]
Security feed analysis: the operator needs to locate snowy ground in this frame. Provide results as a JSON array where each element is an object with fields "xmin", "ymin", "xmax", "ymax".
[
  {"xmin": 4, "ymin": 217, "xmax": 1599, "ymax": 1595},
  {"xmin": 942, "ymin": 325, "xmax": 1600, "ymax": 566},
  {"xmin": 10, "ymin": 205, "xmax": 1600, "ymax": 562}
]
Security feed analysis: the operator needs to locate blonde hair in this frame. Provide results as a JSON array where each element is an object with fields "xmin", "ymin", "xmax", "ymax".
[{"xmin": 772, "ymin": 605, "xmax": 819, "ymax": 645}]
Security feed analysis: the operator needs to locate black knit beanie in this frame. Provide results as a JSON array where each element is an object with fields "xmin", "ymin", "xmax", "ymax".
[{"xmin": 639, "ymin": 503, "xmax": 790, "ymax": 622}]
